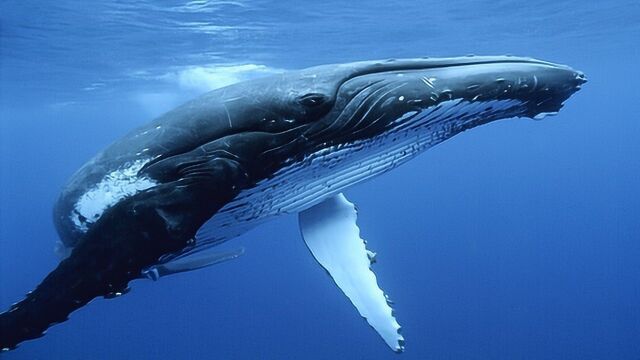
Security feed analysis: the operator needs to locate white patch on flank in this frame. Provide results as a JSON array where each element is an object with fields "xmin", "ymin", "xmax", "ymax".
[{"xmin": 71, "ymin": 158, "xmax": 157, "ymax": 232}]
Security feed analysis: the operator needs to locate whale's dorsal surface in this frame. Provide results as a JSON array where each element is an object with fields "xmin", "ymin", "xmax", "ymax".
[{"xmin": 0, "ymin": 56, "xmax": 585, "ymax": 352}]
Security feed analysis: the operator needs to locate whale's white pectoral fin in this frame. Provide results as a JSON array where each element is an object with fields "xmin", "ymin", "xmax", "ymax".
[
  {"xmin": 142, "ymin": 247, "xmax": 245, "ymax": 281},
  {"xmin": 299, "ymin": 193, "xmax": 404, "ymax": 353}
]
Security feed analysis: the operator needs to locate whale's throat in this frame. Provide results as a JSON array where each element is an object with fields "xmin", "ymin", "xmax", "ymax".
[{"xmin": 193, "ymin": 98, "xmax": 526, "ymax": 248}]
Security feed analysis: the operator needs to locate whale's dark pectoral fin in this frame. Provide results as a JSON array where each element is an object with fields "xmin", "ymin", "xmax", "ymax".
[
  {"xmin": 0, "ymin": 200, "xmax": 173, "ymax": 350},
  {"xmin": 0, "ymin": 179, "xmax": 222, "ymax": 350},
  {"xmin": 298, "ymin": 193, "xmax": 404, "ymax": 353},
  {"xmin": 0, "ymin": 231, "xmax": 136, "ymax": 350},
  {"xmin": 0, "ymin": 150, "xmax": 250, "ymax": 349}
]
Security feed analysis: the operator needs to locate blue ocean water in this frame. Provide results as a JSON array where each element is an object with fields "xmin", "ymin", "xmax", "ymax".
[{"xmin": 1, "ymin": 0, "xmax": 639, "ymax": 358}]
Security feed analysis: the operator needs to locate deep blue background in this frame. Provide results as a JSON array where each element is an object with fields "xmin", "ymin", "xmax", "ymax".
[{"xmin": 1, "ymin": 1, "xmax": 639, "ymax": 359}]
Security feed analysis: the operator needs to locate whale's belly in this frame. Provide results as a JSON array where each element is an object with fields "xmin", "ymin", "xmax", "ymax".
[{"xmin": 193, "ymin": 99, "xmax": 525, "ymax": 249}]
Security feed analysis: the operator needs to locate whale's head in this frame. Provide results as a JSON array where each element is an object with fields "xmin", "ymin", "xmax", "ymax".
[{"xmin": 264, "ymin": 56, "xmax": 586, "ymax": 149}]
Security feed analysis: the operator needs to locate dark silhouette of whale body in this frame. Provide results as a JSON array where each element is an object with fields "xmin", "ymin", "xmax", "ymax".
[{"xmin": 0, "ymin": 56, "xmax": 585, "ymax": 351}]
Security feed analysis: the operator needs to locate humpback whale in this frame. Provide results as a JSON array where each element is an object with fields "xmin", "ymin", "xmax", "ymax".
[{"xmin": 0, "ymin": 56, "xmax": 585, "ymax": 352}]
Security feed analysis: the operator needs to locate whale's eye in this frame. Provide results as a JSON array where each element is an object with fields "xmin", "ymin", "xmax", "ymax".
[{"xmin": 298, "ymin": 93, "xmax": 328, "ymax": 107}]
